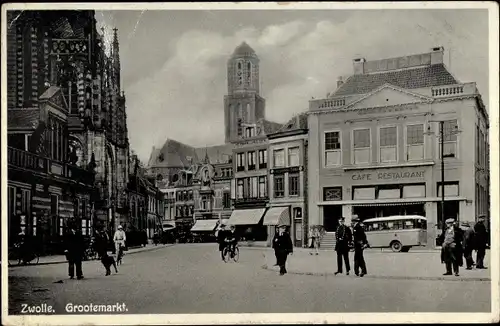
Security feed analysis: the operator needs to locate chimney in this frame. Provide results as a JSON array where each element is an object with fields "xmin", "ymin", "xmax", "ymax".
[
  {"xmin": 430, "ymin": 46, "xmax": 444, "ymax": 65},
  {"xmin": 353, "ymin": 58, "xmax": 366, "ymax": 75},
  {"xmin": 337, "ymin": 76, "xmax": 344, "ymax": 88}
]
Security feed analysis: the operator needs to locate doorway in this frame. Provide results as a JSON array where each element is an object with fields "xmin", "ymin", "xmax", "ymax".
[{"xmin": 323, "ymin": 205, "xmax": 342, "ymax": 232}]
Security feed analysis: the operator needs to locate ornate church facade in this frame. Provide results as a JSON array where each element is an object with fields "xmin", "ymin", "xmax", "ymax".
[{"xmin": 6, "ymin": 10, "xmax": 131, "ymax": 251}]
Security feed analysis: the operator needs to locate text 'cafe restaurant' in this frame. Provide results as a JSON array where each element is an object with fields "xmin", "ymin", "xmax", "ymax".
[{"xmin": 313, "ymin": 164, "xmax": 469, "ymax": 248}]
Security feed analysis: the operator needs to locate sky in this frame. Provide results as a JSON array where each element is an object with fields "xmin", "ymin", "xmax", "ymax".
[{"xmin": 95, "ymin": 9, "xmax": 489, "ymax": 162}]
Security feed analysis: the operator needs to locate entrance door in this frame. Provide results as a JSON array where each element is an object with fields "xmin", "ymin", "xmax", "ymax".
[{"xmin": 323, "ymin": 205, "xmax": 342, "ymax": 232}]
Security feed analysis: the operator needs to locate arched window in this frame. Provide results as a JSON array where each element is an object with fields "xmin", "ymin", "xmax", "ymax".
[{"xmin": 238, "ymin": 62, "xmax": 242, "ymax": 70}]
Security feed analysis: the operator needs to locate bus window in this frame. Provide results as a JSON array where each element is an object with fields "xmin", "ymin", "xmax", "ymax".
[
  {"xmin": 415, "ymin": 219, "xmax": 427, "ymax": 229},
  {"xmin": 404, "ymin": 220, "xmax": 415, "ymax": 229}
]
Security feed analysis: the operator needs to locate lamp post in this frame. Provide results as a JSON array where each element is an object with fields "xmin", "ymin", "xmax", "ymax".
[{"xmin": 426, "ymin": 120, "xmax": 461, "ymax": 230}]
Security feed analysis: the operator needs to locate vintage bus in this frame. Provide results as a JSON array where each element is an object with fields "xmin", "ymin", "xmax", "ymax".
[{"xmin": 363, "ymin": 215, "xmax": 427, "ymax": 252}]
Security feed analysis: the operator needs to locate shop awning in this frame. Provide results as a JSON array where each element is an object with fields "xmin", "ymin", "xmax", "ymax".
[
  {"xmin": 263, "ymin": 207, "xmax": 290, "ymax": 226},
  {"xmin": 190, "ymin": 219, "xmax": 219, "ymax": 232},
  {"xmin": 353, "ymin": 201, "xmax": 426, "ymax": 207},
  {"xmin": 227, "ymin": 208, "xmax": 266, "ymax": 226}
]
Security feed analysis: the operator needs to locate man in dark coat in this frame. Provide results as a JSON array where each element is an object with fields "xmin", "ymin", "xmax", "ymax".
[
  {"xmin": 335, "ymin": 217, "xmax": 352, "ymax": 275},
  {"xmin": 352, "ymin": 216, "xmax": 368, "ymax": 277},
  {"xmin": 217, "ymin": 224, "xmax": 228, "ymax": 261},
  {"xmin": 461, "ymin": 222, "xmax": 475, "ymax": 270},
  {"xmin": 439, "ymin": 218, "xmax": 464, "ymax": 276},
  {"xmin": 64, "ymin": 225, "xmax": 85, "ymax": 280},
  {"xmin": 272, "ymin": 226, "xmax": 279, "ymax": 266},
  {"xmin": 474, "ymin": 215, "xmax": 488, "ymax": 269},
  {"xmin": 273, "ymin": 225, "xmax": 293, "ymax": 276}
]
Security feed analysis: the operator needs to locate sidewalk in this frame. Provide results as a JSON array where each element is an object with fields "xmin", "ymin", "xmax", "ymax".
[
  {"xmin": 261, "ymin": 249, "xmax": 491, "ymax": 281},
  {"xmin": 9, "ymin": 243, "xmax": 175, "ymax": 267}
]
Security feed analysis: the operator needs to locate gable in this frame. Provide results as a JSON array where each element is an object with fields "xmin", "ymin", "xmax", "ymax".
[{"xmin": 347, "ymin": 85, "xmax": 432, "ymax": 110}]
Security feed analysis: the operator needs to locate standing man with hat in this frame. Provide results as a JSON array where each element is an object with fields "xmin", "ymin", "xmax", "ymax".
[
  {"xmin": 461, "ymin": 221, "xmax": 475, "ymax": 270},
  {"xmin": 64, "ymin": 223, "xmax": 85, "ymax": 280},
  {"xmin": 335, "ymin": 217, "xmax": 352, "ymax": 275},
  {"xmin": 273, "ymin": 224, "xmax": 293, "ymax": 276},
  {"xmin": 352, "ymin": 215, "xmax": 368, "ymax": 277},
  {"xmin": 474, "ymin": 215, "xmax": 488, "ymax": 269},
  {"xmin": 439, "ymin": 218, "xmax": 464, "ymax": 276}
]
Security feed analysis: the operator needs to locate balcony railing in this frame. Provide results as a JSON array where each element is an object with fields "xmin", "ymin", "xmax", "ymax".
[
  {"xmin": 431, "ymin": 85, "xmax": 464, "ymax": 97},
  {"xmin": 8, "ymin": 146, "xmax": 95, "ymax": 186}
]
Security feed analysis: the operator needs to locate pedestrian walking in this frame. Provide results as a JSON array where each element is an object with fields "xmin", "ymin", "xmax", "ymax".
[
  {"xmin": 474, "ymin": 215, "xmax": 488, "ymax": 269},
  {"xmin": 274, "ymin": 225, "xmax": 293, "ymax": 276},
  {"xmin": 335, "ymin": 217, "xmax": 352, "ymax": 275},
  {"xmin": 461, "ymin": 221, "xmax": 475, "ymax": 270},
  {"xmin": 272, "ymin": 226, "xmax": 279, "ymax": 266},
  {"xmin": 113, "ymin": 225, "xmax": 126, "ymax": 263},
  {"xmin": 309, "ymin": 226, "xmax": 321, "ymax": 255},
  {"xmin": 439, "ymin": 218, "xmax": 464, "ymax": 276},
  {"xmin": 64, "ymin": 224, "xmax": 85, "ymax": 280},
  {"xmin": 352, "ymin": 216, "xmax": 368, "ymax": 277}
]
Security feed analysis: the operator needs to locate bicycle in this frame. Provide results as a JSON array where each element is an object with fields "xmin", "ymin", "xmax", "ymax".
[
  {"xmin": 116, "ymin": 244, "xmax": 124, "ymax": 265},
  {"xmin": 222, "ymin": 240, "xmax": 239, "ymax": 263},
  {"xmin": 8, "ymin": 243, "xmax": 39, "ymax": 266}
]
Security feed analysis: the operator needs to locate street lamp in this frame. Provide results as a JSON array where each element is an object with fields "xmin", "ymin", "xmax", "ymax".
[{"xmin": 425, "ymin": 120, "xmax": 461, "ymax": 231}]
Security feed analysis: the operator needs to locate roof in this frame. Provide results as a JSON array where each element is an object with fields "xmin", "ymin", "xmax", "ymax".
[
  {"xmin": 194, "ymin": 144, "xmax": 234, "ymax": 164},
  {"xmin": 332, "ymin": 64, "xmax": 458, "ymax": 97},
  {"xmin": 149, "ymin": 139, "xmax": 200, "ymax": 168},
  {"xmin": 8, "ymin": 109, "xmax": 39, "ymax": 130},
  {"xmin": 232, "ymin": 42, "xmax": 257, "ymax": 58},
  {"xmin": 261, "ymin": 119, "xmax": 283, "ymax": 134},
  {"xmin": 275, "ymin": 113, "xmax": 308, "ymax": 133}
]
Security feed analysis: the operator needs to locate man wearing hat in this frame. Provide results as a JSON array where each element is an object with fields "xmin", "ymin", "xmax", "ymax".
[
  {"xmin": 461, "ymin": 221, "xmax": 475, "ymax": 270},
  {"xmin": 217, "ymin": 224, "xmax": 228, "ymax": 261},
  {"xmin": 335, "ymin": 217, "xmax": 352, "ymax": 275},
  {"xmin": 273, "ymin": 224, "xmax": 293, "ymax": 276},
  {"xmin": 113, "ymin": 225, "xmax": 126, "ymax": 261},
  {"xmin": 438, "ymin": 218, "xmax": 463, "ymax": 276},
  {"xmin": 474, "ymin": 215, "xmax": 488, "ymax": 269},
  {"xmin": 352, "ymin": 215, "xmax": 368, "ymax": 277}
]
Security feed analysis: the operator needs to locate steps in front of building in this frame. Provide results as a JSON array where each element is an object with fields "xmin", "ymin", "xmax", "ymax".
[{"xmin": 320, "ymin": 232, "xmax": 336, "ymax": 250}]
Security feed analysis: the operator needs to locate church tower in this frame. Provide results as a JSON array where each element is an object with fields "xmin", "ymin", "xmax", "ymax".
[{"xmin": 224, "ymin": 42, "xmax": 266, "ymax": 143}]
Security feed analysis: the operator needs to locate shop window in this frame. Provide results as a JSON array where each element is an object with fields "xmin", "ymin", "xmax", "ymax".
[
  {"xmin": 437, "ymin": 182, "xmax": 459, "ymax": 197},
  {"xmin": 353, "ymin": 129, "xmax": 371, "ymax": 164},
  {"xmin": 403, "ymin": 184, "xmax": 426, "ymax": 198},
  {"xmin": 273, "ymin": 149, "xmax": 285, "ymax": 168},
  {"xmin": 353, "ymin": 187, "xmax": 375, "ymax": 200},
  {"xmin": 295, "ymin": 222, "xmax": 302, "ymax": 242},
  {"xmin": 259, "ymin": 150, "xmax": 267, "ymax": 169},
  {"xmin": 289, "ymin": 173, "xmax": 300, "ymax": 196},
  {"xmin": 323, "ymin": 187, "xmax": 342, "ymax": 201},
  {"xmin": 406, "ymin": 124, "xmax": 424, "ymax": 161},
  {"xmin": 274, "ymin": 174, "xmax": 285, "ymax": 198},
  {"xmin": 223, "ymin": 192, "xmax": 231, "ymax": 209},
  {"xmin": 288, "ymin": 147, "xmax": 300, "ymax": 167},
  {"xmin": 379, "ymin": 126, "xmax": 397, "ymax": 162},
  {"xmin": 293, "ymin": 207, "xmax": 303, "ymax": 219},
  {"xmin": 377, "ymin": 188, "xmax": 401, "ymax": 199},
  {"xmin": 236, "ymin": 153, "xmax": 245, "ymax": 172},
  {"xmin": 325, "ymin": 131, "xmax": 341, "ymax": 167}
]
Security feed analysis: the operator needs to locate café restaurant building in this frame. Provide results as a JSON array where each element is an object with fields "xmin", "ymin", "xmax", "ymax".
[{"xmin": 307, "ymin": 47, "xmax": 489, "ymax": 248}]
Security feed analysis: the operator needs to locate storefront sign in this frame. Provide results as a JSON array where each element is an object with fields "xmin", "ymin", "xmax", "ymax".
[{"xmin": 352, "ymin": 170, "xmax": 425, "ymax": 181}]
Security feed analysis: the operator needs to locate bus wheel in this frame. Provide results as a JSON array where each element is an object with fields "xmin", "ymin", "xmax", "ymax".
[
  {"xmin": 401, "ymin": 246, "xmax": 411, "ymax": 252},
  {"xmin": 390, "ymin": 241, "xmax": 403, "ymax": 252}
]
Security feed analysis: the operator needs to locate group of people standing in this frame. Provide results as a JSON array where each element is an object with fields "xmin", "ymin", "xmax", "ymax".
[
  {"xmin": 439, "ymin": 215, "xmax": 489, "ymax": 276},
  {"xmin": 63, "ymin": 223, "xmax": 127, "ymax": 279},
  {"xmin": 334, "ymin": 216, "xmax": 369, "ymax": 277}
]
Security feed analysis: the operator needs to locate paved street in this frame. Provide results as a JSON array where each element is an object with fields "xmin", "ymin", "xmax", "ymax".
[{"xmin": 8, "ymin": 244, "xmax": 491, "ymax": 315}]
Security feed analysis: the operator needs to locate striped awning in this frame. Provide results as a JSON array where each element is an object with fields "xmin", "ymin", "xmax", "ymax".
[
  {"xmin": 190, "ymin": 219, "xmax": 218, "ymax": 232},
  {"xmin": 227, "ymin": 208, "xmax": 266, "ymax": 226},
  {"xmin": 353, "ymin": 201, "xmax": 426, "ymax": 207},
  {"xmin": 263, "ymin": 207, "xmax": 290, "ymax": 226}
]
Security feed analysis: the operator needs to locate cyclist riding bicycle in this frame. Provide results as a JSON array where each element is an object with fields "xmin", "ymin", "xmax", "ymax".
[{"xmin": 224, "ymin": 225, "xmax": 239, "ymax": 258}]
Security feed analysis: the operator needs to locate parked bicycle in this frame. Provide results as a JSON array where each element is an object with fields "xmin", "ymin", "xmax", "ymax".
[{"xmin": 8, "ymin": 243, "xmax": 39, "ymax": 266}]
